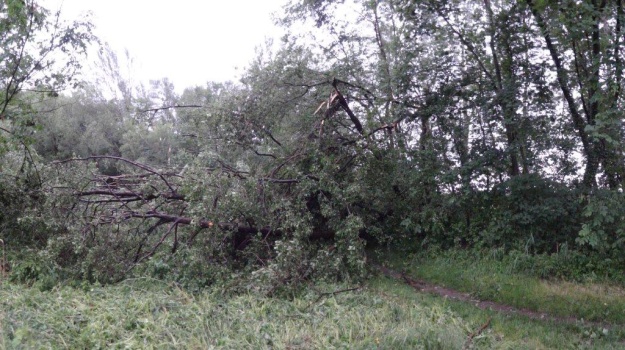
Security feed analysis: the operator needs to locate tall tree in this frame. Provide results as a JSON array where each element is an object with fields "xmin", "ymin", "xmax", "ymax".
[
  {"xmin": 0, "ymin": 0, "xmax": 93, "ymax": 144},
  {"xmin": 526, "ymin": 0, "xmax": 625, "ymax": 188},
  {"xmin": 0, "ymin": 0, "xmax": 94, "ymax": 249}
]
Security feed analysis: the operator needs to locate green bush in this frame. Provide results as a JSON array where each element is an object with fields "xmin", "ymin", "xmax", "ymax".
[
  {"xmin": 577, "ymin": 189, "xmax": 625, "ymax": 262},
  {"xmin": 503, "ymin": 247, "xmax": 623, "ymax": 283},
  {"xmin": 472, "ymin": 174, "xmax": 582, "ymax": 252},
  {"xmin": 0, "ymin": 151, "xmax": 51, "ymax": 247}
]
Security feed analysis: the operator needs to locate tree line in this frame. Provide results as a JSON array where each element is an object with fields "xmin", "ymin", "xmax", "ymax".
[{"xmin": 1, "ymin": 0, "xmax": 624, "ymax": 291}]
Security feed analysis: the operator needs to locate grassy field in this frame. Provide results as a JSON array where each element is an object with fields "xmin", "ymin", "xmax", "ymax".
[
  {"xmin": 2, "ymin": 270, "xmax": 625, "ymax": 349},
  {"xmin": 1, "ymin": 278, "xmax": 473, "ymax": 349},
  {"xmin": 393, "ymin": 249, "xmax": 625, "ymax": 326}
]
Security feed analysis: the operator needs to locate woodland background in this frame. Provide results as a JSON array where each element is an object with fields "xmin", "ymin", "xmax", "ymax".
[{"xmin": 2, "ymin": 0, "xmax": 625, "ymax": 294}]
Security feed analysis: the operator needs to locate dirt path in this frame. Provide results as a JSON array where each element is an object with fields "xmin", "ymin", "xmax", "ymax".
[{"xmin": 375, "ymin": 264, "xmax": 612, "ymax": 328}]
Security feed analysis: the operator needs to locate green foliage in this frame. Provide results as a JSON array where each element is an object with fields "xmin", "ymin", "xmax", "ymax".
[
  {"xmin": 475, "ymin": 175, "xmax": 582, "ymax": 252},
  {"xmin": 505, "ymin": 248, "xmax": 625, "ymax": 284},
  {"xmin": 34, "ymin": 89, "xmax": 126, "ymax": 163},
  {"xmin": 5, "ymin": 0, "xmax": 625, "ymax": 296},
  {"xmin": 0, "ymin": 1, "xmax": 95, "ymax": 287},
  {"xmin": 0, "ymin": 0, "xmax": 94, "ymax": 149},
  {"xmin": 577, "ymin": 190, "xmax": 625, "ymax": 261},
  {"xmin": 0, "ymin": 150, "xmax": 53, "ymax": 249},
  {"xmin": 120, "ymin": 122, "xmax": 178, "ymax": 166}
]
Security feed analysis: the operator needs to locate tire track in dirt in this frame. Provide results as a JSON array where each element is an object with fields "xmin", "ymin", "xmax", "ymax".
[{"xmin": 374, "ymin": 264, "xmax": 615, "ymax": 329}]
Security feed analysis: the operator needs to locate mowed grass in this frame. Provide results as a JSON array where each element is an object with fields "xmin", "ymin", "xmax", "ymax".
[
  {"xmin": 393, "ymin": 249, "xmax": 625, "ymax": 325},
  {"xmin": 2, "ymin": 274, "xmax": 624, "ymax": 349}
]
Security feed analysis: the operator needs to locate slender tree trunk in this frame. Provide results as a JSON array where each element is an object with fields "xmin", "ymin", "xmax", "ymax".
[
  {"xmin": 526, "ymin": 0, "xmax": 598, "ymax": 188},
  {"xmin": 485, "ymin": 0, "xmax": 522, "ymax": 177}
]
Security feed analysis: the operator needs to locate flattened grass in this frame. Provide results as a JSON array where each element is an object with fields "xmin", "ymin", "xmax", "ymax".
[
  {"xmin": 2, "ymin": 260, "xmax": 625, "ymax": 349},
  {"xmin": 1, "ymin": 278, "xmax": 472, "ymax": 349}
]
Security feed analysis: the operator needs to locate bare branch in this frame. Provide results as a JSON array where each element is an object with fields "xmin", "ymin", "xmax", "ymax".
[
  {"xmin": 53, "ymin": 155, "xmax": 180, "ymax": 194},
  {"xmin": 139, "ymin": 104, "xmax": 203, "ymax": 113}
]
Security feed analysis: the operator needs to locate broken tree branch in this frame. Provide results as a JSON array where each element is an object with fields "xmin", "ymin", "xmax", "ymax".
[
  {"xmin": 139, "ymin": 104, "xmax": 203, "ymax": 113},
  {"xmin": 463, "ymin": 317, "xmax": 491, "ymax": 349}
]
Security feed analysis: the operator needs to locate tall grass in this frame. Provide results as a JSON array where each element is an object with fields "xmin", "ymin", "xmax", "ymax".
[
  {"xmin": 1, "ymin": 278, "xmax": 473, "ymax": 349},
  {"xmin": 3, "ymin": 264, "xmax": 624, "ymax": 349}
]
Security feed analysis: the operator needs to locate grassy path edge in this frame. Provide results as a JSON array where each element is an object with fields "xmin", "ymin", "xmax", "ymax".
[{"xmin": 374, "ymin": 264, "xmax": 615, "ymax": 329}]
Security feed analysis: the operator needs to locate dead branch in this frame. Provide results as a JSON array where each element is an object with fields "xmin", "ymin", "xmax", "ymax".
[
  {"xmin": 264, "ymin": 129, "xmax": 283, "ymax": 147},
  {"xmin": 304, "ymin": 285, "xmax": 362, "ymax": 310},
  {"xmin": 315, "ymin": 81, "xmax": 366, "ymax": 136},
  {"xmin": 126, "ymin": 210, "xmax": 276, "ymax": 236},
  {"xmin": 139, "ymin": 104, "xmax": 203, "ymax": 113},
  {"xmin": 334, "ymin": 88, "xmax": 364, "ymax": 135},
  {"xmin": 77, "ymin": 190, "xmax": 185, "ymax": 201},
  {"xmin": 135, "ymin": 219, "xmax": 180, "ymax": 264},
  {"xmin": 463, "ymin": 317, "xmax": 491, "ymax": 349},
  {"xmin": 0, "ymin": 239, "xmax": 7, "ymax": 278},
  {"xmin": 53, "ymin": 155, "xmax": 180, "ymax": 194}
]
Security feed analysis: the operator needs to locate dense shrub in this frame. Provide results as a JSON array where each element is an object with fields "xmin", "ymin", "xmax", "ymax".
[
  {"xmin": 467, "ymin": 175, "xmax": 582, "ymax": 252},
  {"xmin": 0, "ymin": 152, "xmax": 44, "ymax": 246},
  {"xmin": 577, "ymin": 189, "xmax": 625, "ymax": 262}
]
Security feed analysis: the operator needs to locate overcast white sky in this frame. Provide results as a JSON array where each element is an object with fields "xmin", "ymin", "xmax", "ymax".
[{"xmin": 44, "ymin": 0, "xmax": 289, "ymax": 91}]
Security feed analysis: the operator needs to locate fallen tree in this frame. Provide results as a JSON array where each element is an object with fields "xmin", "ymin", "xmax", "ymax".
[{"xmin": 42, "ymin": 80, "xmax": 413, "ymax": 286}]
